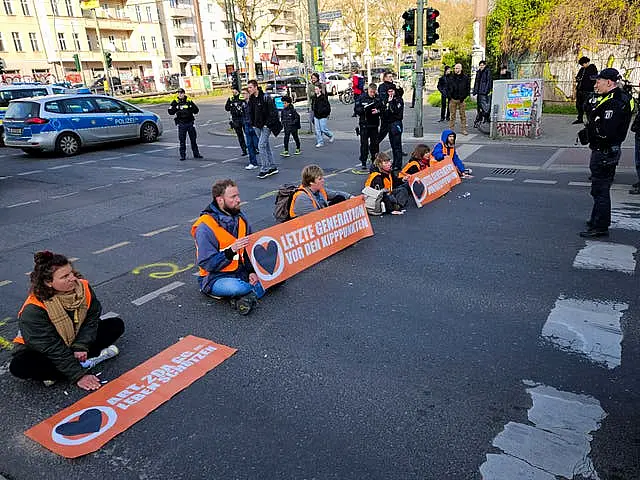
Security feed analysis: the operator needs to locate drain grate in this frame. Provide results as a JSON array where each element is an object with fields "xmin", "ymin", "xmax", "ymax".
[{"xmin": 491, "ymin": 168, "xmax": 518, "ymax": 175}]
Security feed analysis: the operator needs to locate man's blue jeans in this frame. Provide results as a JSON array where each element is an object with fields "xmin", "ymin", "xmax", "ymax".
[
  {"xmin": 244, "ymin": 123, "xmax": 259, "ymax": 166},
  {"xmin": 210, "ymin": 277, "xmax": 265, "ymax": 299},
  {"xmin": 254, "ymin": 126, "xmax": 276, "ymax": 172}
]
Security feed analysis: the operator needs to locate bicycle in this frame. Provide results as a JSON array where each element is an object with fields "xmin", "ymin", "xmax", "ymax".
[{"xmin": 339, "ymin": 87, "xmax": 355, "ymax": 105}]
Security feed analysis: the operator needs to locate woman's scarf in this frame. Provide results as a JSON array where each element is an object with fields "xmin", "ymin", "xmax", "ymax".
[{"xmin": 43, "ymin": 281, "xmax": 87, "ymax": 346}]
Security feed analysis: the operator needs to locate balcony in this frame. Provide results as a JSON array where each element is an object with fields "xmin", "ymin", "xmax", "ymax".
[
  {"xmin": 173, "ymin": 27, "xmax": 195, "ymax": 37},
  {"xmin": 175, "ymin": 45, "xmax": 197, "ymax": 57},
  {"xmin": 167, "ymin": 6, "xmax": 193, "ymax": 18},
  {"xmin": 83, "ymin": 12, "xmax": 135, "ymax": 31}
]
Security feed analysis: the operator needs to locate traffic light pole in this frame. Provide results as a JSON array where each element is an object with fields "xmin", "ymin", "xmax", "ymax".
[
  {"xmin": 413, "ymin": 0, "xmax": 425, "ymax": 137},
  {"xmin": 92, "ymin": 8, "xmax": 113, "ymax": 94}
]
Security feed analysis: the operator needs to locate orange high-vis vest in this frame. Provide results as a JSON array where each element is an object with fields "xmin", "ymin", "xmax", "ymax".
[
  {"xmin": 398, "ymin": 160, "xmax": 422, "ymax": 179},
  {"xmin": 439, "ymin": 141, "xmax": 455, "ymax": 163},
  {"xmin": 289, "ymin": 186, "xmax": 328, "ymax": 219},
  {"xmin": 365, "ymin": 171, "xmax": 393, "ymax": 192},
  {"xmin": 13, "ymin": 279, "xmax": 92, "ymax": 345},
  {"xmin": 191, "ymin": 214, "xmax": 247, "ymax": 276}
]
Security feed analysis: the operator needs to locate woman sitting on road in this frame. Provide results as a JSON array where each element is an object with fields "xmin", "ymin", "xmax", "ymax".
[
  {"xmin": 398, "ymin": 144, "xmax": 433, "ymax": 180},
  {"xmin": 364, "ymin": 152, "xmax": 409, "ymax": 215},
  {"xmin": 10, "ymin": 251, "xmax": 124, "ymax": 391}
]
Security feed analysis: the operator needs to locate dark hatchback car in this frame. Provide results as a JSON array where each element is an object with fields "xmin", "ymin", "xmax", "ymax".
[{"xmin": 264, "ymin": 76, "xmax": 308, "ymax": 102}]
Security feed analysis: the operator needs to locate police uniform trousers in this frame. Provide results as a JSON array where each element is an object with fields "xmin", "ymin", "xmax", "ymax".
[
  {"xmin": 359, "ymin": 125, "xmax": 379, "ymax": 168},
  {"xmin": 589, "ymin": 149, "xmax": 620, "ymax": 231},
  {"xmin": 178, "ymin": 121, "xmax": 200, "ymax": 159}
]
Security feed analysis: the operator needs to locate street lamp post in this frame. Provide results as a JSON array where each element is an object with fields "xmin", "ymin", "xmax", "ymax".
[
  {"xmin": 413, "ymin": 0, "xmax": 425, "ymax": 137},
  {"xmin": 363, "ymin": 0, "xmax": 371, "ymax": 83}
]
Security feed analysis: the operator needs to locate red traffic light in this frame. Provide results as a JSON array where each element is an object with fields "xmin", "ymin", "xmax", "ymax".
[{"xmin": 428, "ymin": 8, "xmax": 439, "ymax": 20}]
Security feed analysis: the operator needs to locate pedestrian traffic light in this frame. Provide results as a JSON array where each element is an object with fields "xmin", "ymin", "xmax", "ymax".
[
  {"xmin": 295, "ymin": 42, "xmax": 304, "ymax": 63},
  {"xmin": 73, "ymin": 53, "xmax": 81, "ymax": 72},
  {"xmin": 402, "ymin": 9, "xmax": 416, "ymax": 47},
  {"xmin": 0, "ymin": 57, "xmax": 5, "ymax": 74},
  {"xmin": 104, "ymin": 52, "xmax": 112, "ymax": 68},
  {"xmin": 231, "ymin": 70, "xmax": 241, "ymax": 91},
  {"xmin": 426, "ymin": 8, "xmax": 440, "ymax": 46}
]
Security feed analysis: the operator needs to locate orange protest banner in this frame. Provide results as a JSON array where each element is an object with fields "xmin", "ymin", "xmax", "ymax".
[
  {"xmin": 25, "ymin": 336, "xmax": 236, "ymax": 458},
  {"xmin": 407, "ymin": 158, "xmax": 461, "ymax": 208},
  {"xmin": 247, "ymin": 196, "xmax": 374, "ymax": 288}
]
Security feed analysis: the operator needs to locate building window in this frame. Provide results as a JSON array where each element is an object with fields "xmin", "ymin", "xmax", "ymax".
[
  {"xmin": 20, "ymin": 0, "xmax": 29, "ymax": 15},
  {"xmin": 0, "ymin": 33, "xmax": 4, "ymax": 51},
  {"xmin": 4, "ymin": 0, "xmax": 13, "ymax": 15},
  {"xmin": 211, "ymin": 39, "xmax": 217, "ymax": 48},
  {"xmin": 141, "ymin": 36, "xmax": 147, "ymax": 51},
  {"xmin": 225, "ymin": 39, "xmax": 232, "ymax": 47},
  {"xmin": 12, "ymin": 32, "xmax": 22, "ymax": 52},
  {"xmin": 65, "ymin": 0, "xmax": 73, "ymax": 16},
  {"xmin": 57, "ymin": 32, "xmax": 66, "ymax": 50},
  {"xmin": 50, "ymin": 0, "xmax": 58, "ymax": 16},
  {"xmin": 135, "ymin": 5, "xmax": 141, "ymax": 22},
  {"xmin": 151, "ymin": 36, "xmax": 157, "ymax": 49},
  {"xmin": 121, "ymin": 38, "xmax": 127, "ymax": 51},
  {"xmin": 145, "ymin": 5, "xmax": 152, "ymax": 21},
  {"xmin": 28, "ymin": 32, "xmax": 39, "ymax": 51},
  {"xmin": 207, "ymin": 3, "xmax": 212, "ymax": 13},
  {"xmin": 87, "ymin": 34, "xmax": 92, "ymax": 50},
  {"xmin": 101, "ymin": 3, "xmax": 108, "ymax": 17},
  {"xmin": 172, "ymin": 19, "xmax": 181, "ymax": 28},
  {"xmin": 115, "ymin": 5, "xmax": 122, "ymax": 18},
  {"xmin": 73, "ymin": 32, "xmax": 80, "ymax": 50},
  {"xmin": 175, "ymin": 38, "xmax": 185, "ymax": 47}
]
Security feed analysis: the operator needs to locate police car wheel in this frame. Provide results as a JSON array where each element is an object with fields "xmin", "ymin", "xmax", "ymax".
[
  {"xmin": 56, "ymin": 133, "xmax": 80, "ymax": 156},
  {"xmin": 141, "ymin": 122, "xmax": 159, "ymax": 142}
]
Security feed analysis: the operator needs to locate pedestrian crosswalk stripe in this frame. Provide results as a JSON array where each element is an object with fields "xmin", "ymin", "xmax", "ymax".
[{"xmin": 573, "ymin": 241, "xmax": 636, "ymax": 274}]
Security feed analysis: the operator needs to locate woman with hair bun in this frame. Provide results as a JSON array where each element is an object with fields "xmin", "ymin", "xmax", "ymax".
[{"xmin": 10, "ymin": 251, "xmax": 124, "ymax": 390}]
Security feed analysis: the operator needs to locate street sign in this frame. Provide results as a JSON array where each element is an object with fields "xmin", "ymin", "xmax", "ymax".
[
  {"xmin": 318, "ymin": 10, "xmax": 342, "ymax": 21},
  {"xmin": 80, "ymin": 0, "xmax": 99, "ymax": 9},
  {"xmin": 318, "ymin": 23, "xmax": 330, "ymax": 31},
  {"xmin": 235, "ymin": 31, "xmax": 248, "ymax": 49},
  {"xmin": 270, "ymin": 47, "xmax": 279, "ymax": 65}
]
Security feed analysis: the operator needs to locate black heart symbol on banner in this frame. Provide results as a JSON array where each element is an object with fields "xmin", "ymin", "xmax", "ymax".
[
  {"xmin": 412, "ymin": 180, "xmax": 425, "ymax": 198},
  {"xmin": 55, "ymin": 408, "xmax": 103, "ymax": 437},
  {"xmin": 254, "ymin": 241, "xmax": 279, "ymax": 275}
]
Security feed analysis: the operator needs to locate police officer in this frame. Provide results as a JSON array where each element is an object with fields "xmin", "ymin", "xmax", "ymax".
[
  {"xmin": 580, "ymin": 68, "xmax": 633, "ymax": 238},
  {"xmin": 354, "ymin": 83, "xmax": 382, "ymax": 172},
  {"xmin": 380, "ymin": 84, "xmax": 404, "ymax": 172},
  {"xmin": 225, "ymin": 87, "xmax": 248, "ymax": 156},
  {"xmin": 168, "ymin": 88, "xmax": 203, "ymax": 161}
]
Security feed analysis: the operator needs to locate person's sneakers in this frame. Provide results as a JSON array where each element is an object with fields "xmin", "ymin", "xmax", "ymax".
[
  {"xmin": 242, "ymin": 151, "xmax": 248, "ymax": 156},
  {"xmin": 315, "ymin": 143, "xmax": 324, "ymax": 148},
  {"xmin": 438, "ymin": 118, "xmax": 445, "ymax": 122},
  {"xmin": 257, "ymin": 171, "xmax": 269, "ymax": 179},
  {"xmin": 629, "ymin": 184, "xmax": 640, "ymax": 194},
  {"xmin": 579, "ymin": 229, "xmax": 609, "ymax": 238},
  {"xmin": 81, "ymin": 345, "xmax": 120, "ymax": 369},
  {"xmin": 572, "ymin": 119, "xmax": 584, "ymax": 125},
  {"xmin": 464, "ymin": 168, "xmax": 473, "ymax": 175},
  {"xmin": 245, "ymin": 164, "xmax": 258, "ymax": 170},
  {"xmin": 402, "ymin": 152, "xmax": 408, "ymax": 157},
  {"xmin": 236, "ymin": 292, "xmax": 258, "ymax": 315},
  {"xmin": 294, "ymin": 148, "xmax": 301, "ymax": 155},
  {"xmin": 179, "ymin": 157, "xmax": 186, "ymax": 161},
  {"xmin": 194, "ymin": 154, "xmax": 204, "ymax": 159},
  {"xmin": 263, "ymin": 167, "xmax": 279, "ymax": 177},
  {"xmin": 280, "ymin": 150, "xmax": 290, "ymax": 157},
  {"xmin": 461, "ymin": 130, "xmax": 469, "ymax": 135},
  {"xmin": 328, "ymin": 135, "xmax": 335, "ymax": 143},
  {"xmin": 43, "ymin": 380, "xmax": 57, "ymax": 387}
]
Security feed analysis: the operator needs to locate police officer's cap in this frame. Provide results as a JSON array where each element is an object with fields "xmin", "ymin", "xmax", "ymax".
[
  {"xmin": 177, "ymin": 88, "xmax": 186, "ymax": 94},
  {"xmin": 591, "ymin": 68, "xmax": 620, "ymax": 82}
]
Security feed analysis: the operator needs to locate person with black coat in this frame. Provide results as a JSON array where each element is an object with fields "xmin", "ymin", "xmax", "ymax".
[
  {"xmin": 225, "ymin": 87, "xmax": 248, "ymax": 155},
  {"xmin": 168, "ymin": 88, "xmax": 203, "ymax": 161},
  {"xmin": 280, "ymin": 95, "xmax": 301, "ymax": 156},
  {"xmin": 247, "ymin": 79, "xmax": 281, "ymax": 179},
  {"xmin": 379, "ymin": 84, "xmax": 404, "ymax": 171},
  {"xmin": 354, "ymin": 83, "xmax": 383, "ymax": 170},
  {"xmin": 437, "ymin": 66, "xmax": 451, "ymax": 122},
  {"xmin": 448, "ymin": 63, "xmax": 471, "ymax": 135},
  {"xmin": 311, "ymin": 85, "xmax": 334, "ymax": 147},
  {"xmin": 472, "ymin": 60, "xmax": 493, "ymax": 126},
  {"xmin": 574, "ymin": 56, "xmax": 598, "ymax": 124}
]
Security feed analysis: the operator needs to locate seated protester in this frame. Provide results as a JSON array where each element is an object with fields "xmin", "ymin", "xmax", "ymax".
[
  {"xmin": 398, "ymin": 144, "xmax": 433, "ymax": 180},
  {"xmin": 290, "ymin": 164, "xmax": 352, "ymax": 218},
  {"xmin": 10, "ymin": 251, "xmax": 124, "ymax": 390},
  {"xmin": 191, "ymin": 179, "xmax": 264, "ymax": 315},
  {"xmin": 432, "ymin": 129, "xmax": 473, "ymax": 178},
  {"xmin": 365, "ymin": 152, "xmax": 410, "ymax": 215}
]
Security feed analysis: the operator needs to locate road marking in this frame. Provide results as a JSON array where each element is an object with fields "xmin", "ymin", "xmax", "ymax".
[
  {"xmin": 188, "ymin": 216, "xmax": 199, "ymax": 222},
  {"xmin": 155, "ymin": 141, "xmax": 178, "ymax": 146},
  {"xmin": 112, "ymin": 166, "xmax": 145, "ymax": 172},
  {"xmin": 199, "ymin": 162, "xmax": 217, "ymax": 168},
  {"xmin": 100, "ymin": 311, "xmax": 120, "ymax": 319},
  {"xmin": 50, "ymin": 191, "xmax": 79, "ymax": 199},
  {"xmin": 0, "ymin": 176, "xmax": 12, "ymax": 180},
  {"xmin": 123, "ymin": 153, "xmax": 138, "ymax": 157},
  {"xmin": 132, "ymin": 281, "xmax": 185, "ymax": 306},
  {"xmin": 75, "ymin": 160, "xmax": 97, "ymax": 165},
  {"xmin": 145, "ymin": 149, "xmax": 164, "ymax": 153},
  {"xmin": 0, "ymin": 280, "xmax": 13, "ymax": 287},
  {"xmin": 568, "ymin": 181, "xmax": 591, "ymax": 187},
  {"xmin": 482, "ymin": 177, "xmax": 514, "ymax": 182},
  {"xmin": 173, "ymin": 168, "xmax": 194, "ymax": 173},
  {"xmin": 222, "ymin": 156, "xmax": 241, "ymax": 163},
  {"xmin": 480, "ymin": 381, "xmax": 605, "ymax": 480},
  {"xmin": 16, "ymin": 170, "xmax": 44, "ymax": 176},
  {"xmin": 573, "ymin": 241, "xmax": 637, "ymax": 274},
  {"xmin": 6, "ymin": 200, "xmax": 39, "ymax": 208},
  {"xmin": 140, "ymin": 224, "xmax": 180, "ymax": 237},
  {"xmin": 101, "ymin": 156, "xmax": 120, "ymax": 161},
  {"xmin": 523, "ymin": 179, "xmax": 557, "ymax": 185},
  {"xmin": 68, "ymin": 257, "xmax": 80, "ymax": 262},
  {"xmin": 255, "ymin": 190, "xmax": 278, "ymax": 200},
  {"xmin": 541, "ymin": 148, "xmax": 566, "ymax": 169},
  {"xmin": 465, "ymin": 162, "xmax": 540, "ymax": 171},
  {"xmin": 611, "ymin": 190, "xmax": 640, "ymax": 231},
  {"xmin": 92, "ymin": 241, "xmax": 131, "ymax": 254},
  {"xmin": 150, "ymin": 172, "xmax": 171, "ymax": 178},
  {"xmin": 87, "ymin": 183, "xmax": 113, "ymax": 191},
  {"xmin": 456, "ymin": 144, "xmax": 483, "ymax": 157},
  {"xmin": 542, "ymin": 297, "xmax": 625, "ymax": 368},
  {"xmin": 119, "ymin": 179, "xmax": 137, "ymax": 184},
  {"xmin": 240, "ymin": 201, "xmax": 249, "ymax": 206},
  {"xmin": 47, "ymin": 164, "xmax": 73, "ymax": 170}
]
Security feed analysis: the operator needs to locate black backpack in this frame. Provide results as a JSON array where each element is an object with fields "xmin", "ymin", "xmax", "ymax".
[{"xmin": 273, "ymin": 184, "xmax": 301, "ymax": 222}]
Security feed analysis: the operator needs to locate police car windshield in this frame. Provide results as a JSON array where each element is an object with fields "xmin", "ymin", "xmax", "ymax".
[
  {"xmin": 0, "ymin": 88, "xmax": 49, "ymax": 107},
  {"xmin": 5, "ymin": 101, "xmax": 40, "ymax": 120}
]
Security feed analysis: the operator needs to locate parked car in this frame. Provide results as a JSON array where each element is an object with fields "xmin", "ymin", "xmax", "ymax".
[
  {"xmin": 2, "ymin": 94, "xmax": 163, "ymax": 156},
  {"xmin": 264, "ymin": 76, "xmax": 308, "ymax": 102},
  {"xmin": 324, "ymin": 73, "xmax": 351, "ymax": 96}
]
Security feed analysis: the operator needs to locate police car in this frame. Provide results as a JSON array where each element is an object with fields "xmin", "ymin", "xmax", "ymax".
[{"xmin": 2, "ymin": 94, "xmax": 163, "ymax": 156}]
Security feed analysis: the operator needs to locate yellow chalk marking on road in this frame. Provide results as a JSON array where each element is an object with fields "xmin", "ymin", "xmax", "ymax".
[
  {"xmin": 132, "ymin": 262, "xmax": 195, "ymax": 279},
  {"xmin": 0, "ymin": 280, "xmax": 12, "ymax": 287},
  {"xmin": 255, "ymin": 190, "xmax": 278, "ymax": 200},
  {"xmin": 0, "ymin": 316, "xmax": 12, "ymax": 327},
  {"xmin": 0, "ymin": 336, "xmax": 14, "ymax": 350}
]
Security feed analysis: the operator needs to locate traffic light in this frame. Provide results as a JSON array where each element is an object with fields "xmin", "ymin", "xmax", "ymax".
[
  {"xmin": 104, "ymin": 52, "xmax": 112, "ymax": 68},
  {"xmin": 402, "ymin": 9, "xmax": 416, "ymax": 47},
  {"xmin": 295, "ymin": 42, "xmax": 304, "ymax": 63},
  {"xmin": 426, "ymin": 8, "xmax": 440, "ymax": 46},
  {"xmin": 231, "ymin": 70, "xmax": 241, "ymax": 91},
  {"xmin": 0, "ymin": 57, "xmax": 5, "ymax": 74},
  {"xmin": 73, "ymin": 53, "xmax": 81, "ymax": 72}
]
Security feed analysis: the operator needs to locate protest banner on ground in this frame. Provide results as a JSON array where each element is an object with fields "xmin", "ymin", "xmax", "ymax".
[
  {"xmin": 25, "ymin": 336, "xmax": 236, "ymax": 458},
  {"xmin": 407, "ymin": 158, "xmax": 462, "ymax": 208},
  {"xmin": 247, "ymin": 196, "xmax": 374, "ymax": 288}
]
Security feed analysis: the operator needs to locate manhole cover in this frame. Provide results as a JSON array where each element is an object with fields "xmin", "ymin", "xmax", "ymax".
[{"xmin": 491, "ymin": 168, "xmax": 518, "ymax": 175}]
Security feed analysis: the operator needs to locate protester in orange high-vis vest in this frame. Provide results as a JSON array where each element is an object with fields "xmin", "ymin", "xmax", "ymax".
[
  {"xmin": 289, "ymin": 164, "xmax": 351, "ymax": 219},
  {"xmin": 191, "ymin": 179, "xmax": 264, "ymax": 315},
  {"xmin": 431, "ymin": 129, "xmax": 472, "ymax": 177},
  {"xmin": 9, "ymin": 251, "xmax": 124, "ymax": 390},
  {"xmin": 365, "ymin": 152, "xmax": 410, "ymax": 215},
  {"xmin": 398, "ymin": 144, "xmax": 433, "ymax": 180}
]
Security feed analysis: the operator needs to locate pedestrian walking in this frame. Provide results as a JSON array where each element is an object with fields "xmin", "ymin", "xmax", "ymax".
[
  {"xmin": 574, "ymin": 56, "xmax": 598, "ymax": 125},
  {"xmin": 354, "ymin": 83, "xmax": 382, "ymax": 171},
  {"xmin": 247, "ymin": 79, "xmax": 281, "ymax": 179},
  {"xmin": 168, "ymin": 88, "xmax": 203, "ymax": 161},
  {"xmin": 579, "ymin": 68, "xmax": 633, "ymax": 238},
  {"xmin": 437, "ymin": 66, "xmax": 451, "ymax": 122},
  {"xmin": 472, "ymin": 60, "xmax": 493, "ymax": 127},
  {"xmin": 240, "ymin": 87, "xmax": 259, "ymax": 170},
  {"xmin": 311, "ymin": 85, "xmax": 334, "ymax": 147},
  {"xmin": 280, "ymin": 95, "xmax": 301, "ymax": 156},
  {"xmin": 225, "ymin": 87, "xmax": 248, "ymax": 156},
  {"xmin": 448, "ymin": 64, "xmax": 470, "ymax": 135}
]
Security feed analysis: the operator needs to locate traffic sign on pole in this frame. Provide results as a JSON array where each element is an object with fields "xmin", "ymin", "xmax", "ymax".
[
  {"xmin": 270, "ymin": 47, "xmax": 279, "ymax": 65},
  {"xmin": 318, "ymin": 10, "xmax": 342, "ymax": 21},
  {"xmin": 235, "ymin": 31, "xmax": 248, "ymax": 49}
]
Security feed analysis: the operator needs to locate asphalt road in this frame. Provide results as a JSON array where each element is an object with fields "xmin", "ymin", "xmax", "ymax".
[{"xmin": 0, "ymin": 98, "xmax": 639, "ymax": 480}]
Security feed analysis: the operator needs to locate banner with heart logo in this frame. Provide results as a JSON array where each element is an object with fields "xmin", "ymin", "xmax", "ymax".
[
  {"xmin": 25, "ymin": 336, "xmax": 236, "ymax": 458},
  {"xmin": 247, "ymin": 196, "xmax": 374, "ymax": 288},
  {"xmin": 407, "ymin": 158, "xmax": 461, "ymax": 208}
]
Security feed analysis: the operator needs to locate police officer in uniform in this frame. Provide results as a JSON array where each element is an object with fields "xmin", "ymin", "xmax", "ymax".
[
  {"xmin": 580, "ymin": 68, "xmax": 633, "ymax": 238},
  {"xmin": 168, "ymin": 88, "xmax": 203, "ymax": 161}
]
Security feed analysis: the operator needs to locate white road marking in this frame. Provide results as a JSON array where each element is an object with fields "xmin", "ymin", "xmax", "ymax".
[
  {"xmin": 0, "ymin": 280, "xmax": 13, "ymax": 287},
  {"xmin": 482, "ymin": 177, "xmax": 514, "ymax": 182},
  {"xmin": 123, "ymin": 153, "xmax": 138, "ymax": 157},
  {"xmin": 100, "ymin": 311, "xmax": 120, "ymax": 319},
  {"xmin": 101, "ymin": 156, "xmax": 120, "ymax": 161},
  {"xmin": 255, "ymin": 190, "xmax": 278, "ymax": 200},
  {"xmin": 541, "ymin": 148, "xmax": 566, "ymax": 169},
  {"xmin": 68, "ymin": 257, "xmax": 79, "ymax": 262},
  {"xmin": 6, "ymin": 200, "xmax": 39, "ymax": 208},
  {"xmin": 568, "ymin": 181, "xmax": 591, "ymax": 187},
  {"xmin": 87, "ymin": 184, "xmax": 113, "ymax": 191},
  {"xmin": 523, "ymin": 179, "xmax": 557, "ymax": 185},
  {"xmin": 542, "ymin": 297, "xmax": 626, "ymax": 368},
  {"xmin": 50, "ymin": 191, "xmax": 79, "ymax": 199},
  {"xmin": 16, "ymin": 170, "xmax": 43, "ymax": 176},
  {"xmin": 75, "ymin": 160, "xmax": 97, "ymax": 165},
  {"xmin": 47, "ymin": 164, "xmax": 73, "ymax": 170},
  {"xmin": 199, "ymin": 162, "xmax": 217, "ymax": 168},
  {"xmin": 611, "ymin": 190, "xmax": 640, "ymax": 231},
  {"xmin": 222, "ymin": 156, "xmax": 241, "ymax": 163},
  {"xmin": 112, "ymin": 166, "xmax": 145, "ymax": 172},
  {"xmin": 119, "ymin": 179, "xmax": 137, "ymax": 184},
  {"xmin": 145, "ymin": 149, "xmax": 164, "ymax": 153},
  {"xmin": 155, "ymin": 141, "xmax": 179, "ymax": 146},
  {"xmin": 573, "ymin": 241, "xmax": 637, "ymax": 274},
  {"xmin": 456, "ymin": 144, "xmax": 483, "ymax": 157},
  {"xmin": 132, "ymin": 281, "xmax": 185, "ymax": 306},
  {"xmin": 92, "ymin": 241, "xmax": 131, "ymax": 254},
  {"xmin": 0, "ymin": 176, "xmax": 12, "ymax": 180},
  {"xmin": 173, "ymin": 168, "xmax": 194, "ymax": 173},
  {"xmin": 465, "ymin": 162, "xmax": 540, "ymax": 171},
  {"xmin": 480, "ymin": 382, "xmax": 605, "ymax": 480},
  {"xmin": 150, "ymin": 172, "xmax": 171, "ymax": 178},
  {"xmin": 140, "ymin": 224, "xmax": 180, "ymax": 237}
]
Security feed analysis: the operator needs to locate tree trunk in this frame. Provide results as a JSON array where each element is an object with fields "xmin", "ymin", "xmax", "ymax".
[{"xmin": 248, "ymin": 38, "xmax": 256, "ymax": 79}]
